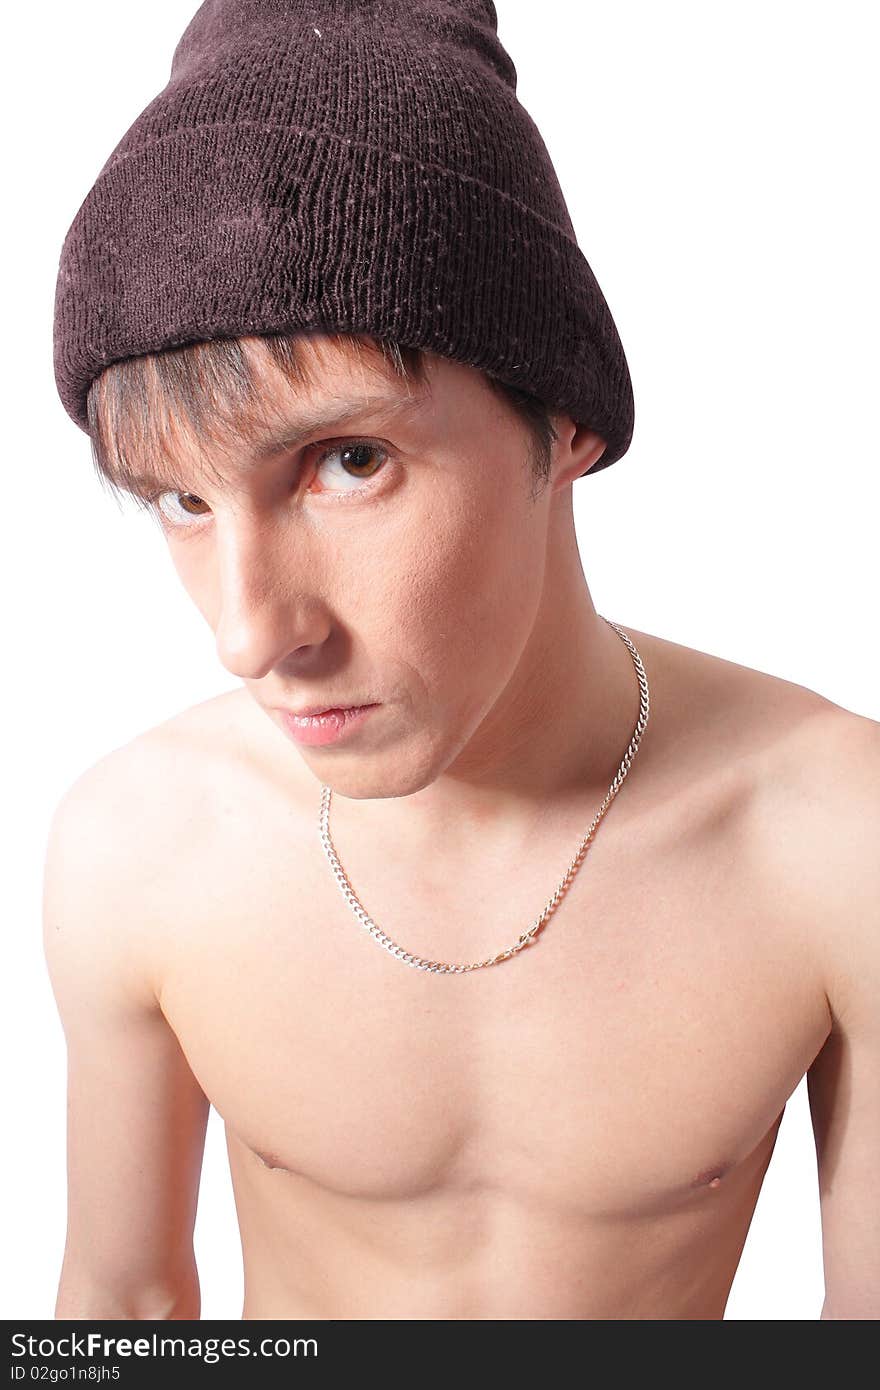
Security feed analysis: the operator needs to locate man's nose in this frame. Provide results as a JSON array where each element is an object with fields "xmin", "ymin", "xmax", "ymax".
[{"xmin": 212, "ymin": 526, "xmax": 332, "ymax": 678}]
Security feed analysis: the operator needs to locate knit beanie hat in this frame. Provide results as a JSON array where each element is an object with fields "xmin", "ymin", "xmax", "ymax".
[{"xmin": 52, "ymin": 0, "xmax": 634, "ymax": 477}]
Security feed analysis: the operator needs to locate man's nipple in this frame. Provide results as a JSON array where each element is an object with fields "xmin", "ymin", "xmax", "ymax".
[{"xmin": 691, "ymin": 1165, "xmax": 728, "ymax": 1191}]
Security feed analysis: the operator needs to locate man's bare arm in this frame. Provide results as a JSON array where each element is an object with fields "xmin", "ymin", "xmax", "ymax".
[
  {"xmin": 806, "ymin": 713, "xmax": 880, "ymax": 1319},
  {"xmin": 43, "ymin": 752, "xmax": 210, "ymax": 1320}
]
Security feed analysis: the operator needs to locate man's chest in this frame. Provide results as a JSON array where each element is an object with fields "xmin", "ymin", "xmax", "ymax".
[{"xmin": 154, "ymin": 798, "xmax": 832, "ymax": 1218}]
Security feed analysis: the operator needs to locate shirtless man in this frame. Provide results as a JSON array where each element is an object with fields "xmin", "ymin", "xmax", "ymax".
[{"xmin": 45, "ymin": 1, "xmax": 879, "ymax": 1321}]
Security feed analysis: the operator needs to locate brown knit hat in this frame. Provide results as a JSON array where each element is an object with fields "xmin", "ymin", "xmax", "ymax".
[{"xmin": 52, "ymin": 0, "xmax": 634, "ymax": 477}]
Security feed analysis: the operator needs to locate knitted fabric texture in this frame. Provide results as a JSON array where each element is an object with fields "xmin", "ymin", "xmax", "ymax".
[{"xmin": 52, "ymin": 0, "xmax": 634, "ymax": 476}]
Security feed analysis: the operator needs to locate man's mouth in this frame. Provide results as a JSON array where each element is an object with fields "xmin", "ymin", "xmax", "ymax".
[{"xmin": 278, "ymin": 703, "xmax": 380, "ymax": 746}]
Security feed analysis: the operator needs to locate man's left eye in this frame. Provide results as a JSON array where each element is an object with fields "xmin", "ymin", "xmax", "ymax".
[{"xmin": 311, "ymin": 440, "xmax": 389, "ymax": 491}]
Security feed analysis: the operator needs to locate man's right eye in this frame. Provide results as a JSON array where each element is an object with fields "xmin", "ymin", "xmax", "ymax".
[{"xmin": 146, "ymin": 490, "xmax": 210, "ymax": 530}]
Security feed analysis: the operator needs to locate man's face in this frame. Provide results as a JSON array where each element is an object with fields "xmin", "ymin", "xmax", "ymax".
[{"xmin": 148, "ymin": 336, "xmax": 567, "ymax": 799}]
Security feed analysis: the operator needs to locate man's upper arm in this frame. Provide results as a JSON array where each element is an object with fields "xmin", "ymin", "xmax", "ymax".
[
  {"xmin": 806, "ymin": 713, "xmax": 880, "ymax": 1320},
  {"xmin": 43, "ymin": 752, "xmax": 210, "ymax": 1320}
]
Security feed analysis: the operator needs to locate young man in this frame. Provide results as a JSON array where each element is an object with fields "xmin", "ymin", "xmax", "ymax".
[{"xmin": 47, "ymin": 1, "xmax": 878, "ymax": 1320}]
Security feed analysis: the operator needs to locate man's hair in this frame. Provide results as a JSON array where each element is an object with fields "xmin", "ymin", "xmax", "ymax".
[{"xmin": 86, "ymin": 332, "xmax": 560, "ymax": 513}]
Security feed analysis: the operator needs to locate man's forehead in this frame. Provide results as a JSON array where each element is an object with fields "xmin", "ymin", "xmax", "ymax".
[
  {"xmin": 230, "ymin": 333, "xmax": 434, "ymax": 455},
  {"xmin": 247, "ymin": 386, "xmax": 428, "ymax": 460}
]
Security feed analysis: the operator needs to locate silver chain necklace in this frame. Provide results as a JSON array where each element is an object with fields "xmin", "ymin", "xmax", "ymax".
[{"xmin": 319, "ymin": 616, "xmax": 650, "ymax": 974}]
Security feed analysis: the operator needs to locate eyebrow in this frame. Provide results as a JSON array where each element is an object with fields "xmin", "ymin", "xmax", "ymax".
[{"xmin": 106, "ymin": 389, "xmax": 428, "ymax": 497}]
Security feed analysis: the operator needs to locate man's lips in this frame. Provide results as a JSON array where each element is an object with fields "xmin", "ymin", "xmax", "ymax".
[
  {"xmin": 277, "ymin": 703, "xmax": 380, "ymax": 746},
  {"xmin": 285, "ymin": 702, "xmax": 374, "ymax": 718}
]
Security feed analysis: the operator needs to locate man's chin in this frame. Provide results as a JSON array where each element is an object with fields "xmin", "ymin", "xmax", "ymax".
[{"xmin": 301, "ymin": 743, "xmax": 447, "ymax": 803}]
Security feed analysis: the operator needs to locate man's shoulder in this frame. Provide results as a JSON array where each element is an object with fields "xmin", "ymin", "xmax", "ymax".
[
  {"xmin": 677, "ymin": 630, "xmax": 880, "ymax": 853},
  {"xmin": 768, "ymin": 693, "xmax": 880, "ymax": 790},
  {"xmin": 633, "ymin": 624, "xmax": 877, "ymax": 877},
  {"xmin": 634, "ymin": 624, "xmax": 875, "ymax": 772},
  {"xmin": 60, "ymin": 685, "xmax": 234, "ymax": 791},
  {"xmin": 46, "ymin": 689, "xmax": 286, "ymax": 984},
  {"xmin": 624, "ymin": 626, "xmax": 860, "ymax": 812},
  {"xmin": 732, "ymin": 675, "xmax": 880, "ymax": 1018},
  {"xmin": 739, "ymin": 672, "xmax": 879, "ymax": 839},
  {"xmin": 52, "ymin": 688, "xmax": 268, "ymax": 877}
]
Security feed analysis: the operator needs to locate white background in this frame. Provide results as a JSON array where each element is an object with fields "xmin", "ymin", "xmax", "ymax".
[{"xmin": 3, "ymin": 0, "xmax": 877, "ymax": 1320}]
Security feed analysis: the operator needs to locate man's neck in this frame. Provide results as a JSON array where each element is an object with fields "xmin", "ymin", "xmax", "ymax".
[{"xmin": 332, "ymin": 532, "xmax": 646, "ymax": 861}]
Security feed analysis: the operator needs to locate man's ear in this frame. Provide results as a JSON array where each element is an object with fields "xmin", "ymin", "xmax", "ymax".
[{"xmin": 551, "ymin": 417, "xmax": 608, "ymax": 488}]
